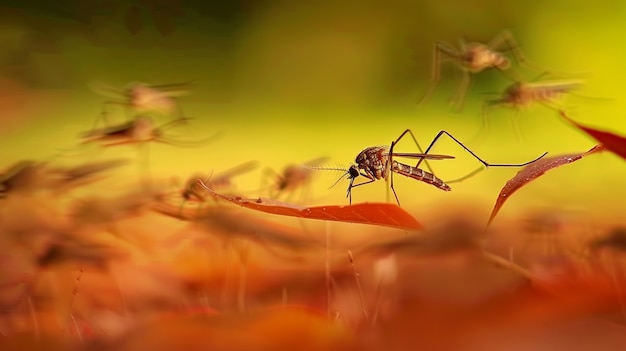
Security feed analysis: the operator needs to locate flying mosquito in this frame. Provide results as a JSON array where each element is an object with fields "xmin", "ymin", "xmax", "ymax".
[
  {"xmin": 476, "ymin": 78, "xmax": 586, "ymax": 142},
  {"xmin": 89, "ymin": 80, "xmax": 193, "ymax": 129},
  {"xmin": 67, "ymin": 115, "xmax": 221, "ymax": 186},
  {"xmin": 173, "ymin": 160, "xmax": 259, "ymax": 215},
  {"xmin": 80, "ymin": 115, "xmax": 220, "ymax": 148},
  {"xmin": 315, "ymin": 129, "xmax": 548, "ymax": 205},
  {"xmin": 417, "ymin": 30, "xmax": 549, "ymax": 111},
  {"xmin": 262, "ymin": 157, "xmax": 329, "ymax": 203}
]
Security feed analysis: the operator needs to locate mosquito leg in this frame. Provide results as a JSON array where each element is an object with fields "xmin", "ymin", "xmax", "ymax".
[
  {"xmin": 387, "ymin": 140, "xmax": 402, "ymax": 206},
  {"xmin": 260, "ymin": 167, "xmax": 280, "ymax": 198},
  {"xmin": 284, "ymin": 187, "xmax": 296, "ymax": 204},
  {"xmin": 171, "ymin": 97, "xmax": 195, "ymax": 136},
  {"xmin": 391, "ymin": 129, "xmax": 436, "ymax": 175},
  {"xmin": 389, "ymin": 171, "xmax": 400, "ymax": 206},
  {"xmin": 488, "ymin": 30, "xmax": 534, "ymax": 71},
  {"xmin": 469, "ymin": 103, "xmax": 493, "ymax": 145},
  {"xmin": 510, "ymin": 109, "xmax": 524, "ymax": 144},
  {"xmin": 299, "ymin": 180, "xmax": 312, "ymax": 205},
  {"xmin": 418, "ymin": 42, "xmax": 457, "ymax": 105},
  {"xmin": 418, "ymin": 130, "xmax": 547, "ymax": 169},
  {"xmin": 96, "ymin": 101, "xmax": 131, "ymax": 129},
  {"xmin": 450, "ymin": 70, "xmax": 471, "ymax": 113},
  {"xmin": 347, "ymin": 177, "xmax": 376, "ymax": 205},
  {"xmin": 136, "ymin": 142, "xmax": 152, "ymax": 190},
  {"xmin": 177, "ymin": 198, "xmax": 188, "ymax": 219}
]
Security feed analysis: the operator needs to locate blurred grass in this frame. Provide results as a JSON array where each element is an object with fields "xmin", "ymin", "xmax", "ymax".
[{"xmin": 1, "ymin": 0, "xmax": 626, "ymax": 223}]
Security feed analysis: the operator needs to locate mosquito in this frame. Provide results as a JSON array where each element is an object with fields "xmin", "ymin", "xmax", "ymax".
[
  {"xmin": 174, "ymin": 160, "xmax": 259, "ymax": 215},
  {"xmin": 322, "ymin": 129, "xmax": 547, "ymax": 206},
  {"xmin": 79, "ymin": 115, "xmax": 220, "ymax": 148},
  {"xmin": 0, "ymin": 160, "xmax": 39, "ymax": 199},
  {"xmin": 73, "ymin": 115, "xmax": 220, "ymax": 187},
  {"xmin": 262, "ymin": 157, "xmax": 329, "ymax": 203},
  {"xmin": 89, "ymin": 80, "xmax": 193, "ymax": 130},
  {"xmin": 417, "ymin": 30, "xmax": 547, "ymax": 111},
  {"xmin": 476, "ymin": 77, "xmax": 586, "ymax": 142}
]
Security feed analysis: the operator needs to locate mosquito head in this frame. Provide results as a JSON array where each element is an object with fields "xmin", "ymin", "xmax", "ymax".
[{"xmin": 347, "ymin": 165, "xmax": 360, "ymax": 180}]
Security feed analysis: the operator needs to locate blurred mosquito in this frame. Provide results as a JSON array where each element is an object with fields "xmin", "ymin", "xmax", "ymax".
[
  {"xmin": 0, "ymin": 160, "xmax": 39, "ymax": 199},
  {"xmin": 70, "ymin": 115, "xmax": 220, "ymax": 187},
  {"xmin": 261, "ymin": 157, "xmax": 329, "ymax": 203},
  {"xmin": 417, "ymin": 30, "xmax": 550, "ymax": 111},
  {"xmin": 313, "ymin": 129, "xmax": 547, "ymax": 205},
  {"xmin": 80, "ymin": 115, "xmax": 220, "ymax": 148},
  {"xmin": 89, "ymin": 80, "xmax": 193, "ymax": 130},
  {"xmin": 476, "ymin": 77, "xmax": 586, "ymax": 142},
  {"xmin": 173, "ymin": 160, "xmax": 259, "ymax": 215}
]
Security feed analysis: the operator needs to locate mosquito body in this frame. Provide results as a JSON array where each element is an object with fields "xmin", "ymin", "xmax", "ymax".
[
  {"xmin": 418, "ymin": 30, "xmax": 529, "ymax": 110},
  {"xmin": 329, "ymin": 129, "xmax": 547, "ymax": 205},
  {"xmin": 488, "ymin": 79, "xmax": 584, "ymax": 109}
]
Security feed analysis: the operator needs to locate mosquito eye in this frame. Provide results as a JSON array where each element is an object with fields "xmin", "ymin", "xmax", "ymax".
[{"xmin": 348, "ymin": 166, "xmax": 360, "ymax": 178}]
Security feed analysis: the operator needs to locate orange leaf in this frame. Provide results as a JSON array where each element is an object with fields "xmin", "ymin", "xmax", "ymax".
[
  {"xmin": 197, "ymin": 180, "xmax": 422, "ymax": 231},
  {"xmin": 560, "ymin": 110, "xmax": 626, "ymax": 160},
  {"xmin": 124, "ymin": 5, "xmax": 143, "ymax": 35},
  {"xmin": 488, "ymin": 145, "xmax": 605, "ymax": 225}
]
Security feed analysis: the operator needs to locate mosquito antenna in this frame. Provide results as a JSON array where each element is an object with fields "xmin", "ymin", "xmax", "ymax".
[{"xmin": 302, "ymin": 164, "xmax": 350, "ymax": 173}]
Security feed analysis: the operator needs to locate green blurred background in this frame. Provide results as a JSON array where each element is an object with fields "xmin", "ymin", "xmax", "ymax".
[{"xmin": 1, "ymin": 0, "xmax": 626, "ymax": 223}]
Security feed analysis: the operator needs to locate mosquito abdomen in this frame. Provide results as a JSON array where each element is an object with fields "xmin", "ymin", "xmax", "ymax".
[{"xmin": 391, "ymin": 161, "xmax": 451, "ymax": 192}]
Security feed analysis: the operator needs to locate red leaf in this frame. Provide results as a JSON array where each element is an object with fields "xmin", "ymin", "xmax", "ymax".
[
  {"xmin": 488, "ymin": 145, "xmax": 605, "ymax": 225},
  {"xmin": 196, "ymin": 180, "xmax": 422, "ymax": 231},
  {"xmin": 560, "ymin": 110, "xmax": 626, "ymax": 160},
  {"xmin": 125, "ymin": 5, "xmax": 143, "ymax": 35}
]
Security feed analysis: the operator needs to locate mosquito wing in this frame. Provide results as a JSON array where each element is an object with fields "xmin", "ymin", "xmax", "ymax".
[
  {"xmin": 143, "ymin": 81, "xmax": 194, "ymax": 97},
  {"xmin": 389, "ymin": 152, "xmax": 455, "ymax": 160},
  {"xmin": 213, "ymin": 160, "xmax": 259, "ymax": 180},
  {"xmin": 526, "ymin": 79, "xmax": 585, "ymax": 94},
  {"xmin": 80, "ymin": 120, "xmax": 135, "ymax": 139},
  {"xmin": 88, "ymin": 81, "xmax": 126, "ymax": 100},
  {"xmin": 302, "ymin": 156, "xmax": 331, "ymax": 168}
]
